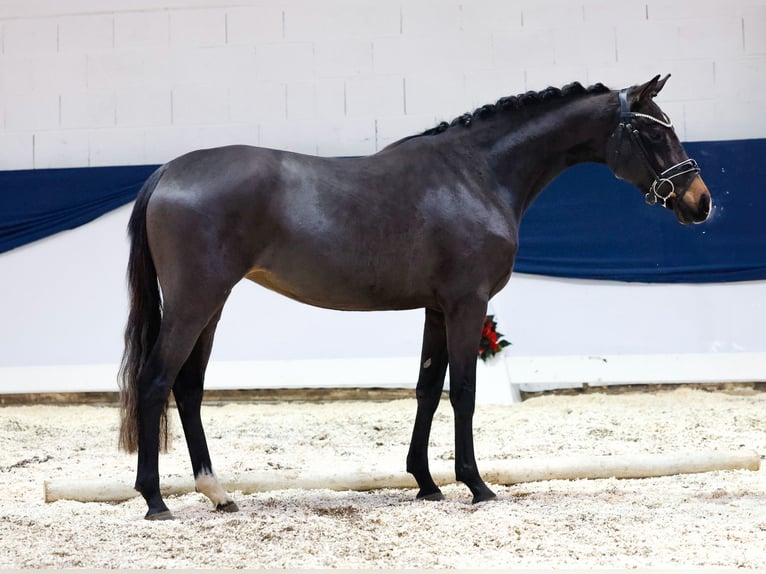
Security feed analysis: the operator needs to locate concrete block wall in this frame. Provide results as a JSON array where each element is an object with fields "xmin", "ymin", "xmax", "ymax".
[{"xmin": 1, "ymin": 0, "xmax": 765, "ymax": 170}]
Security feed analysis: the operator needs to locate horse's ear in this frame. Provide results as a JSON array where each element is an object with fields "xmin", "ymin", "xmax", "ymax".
[{"xmin": 630, "ymin": 74, "xmax": 670, "ymax": 105}]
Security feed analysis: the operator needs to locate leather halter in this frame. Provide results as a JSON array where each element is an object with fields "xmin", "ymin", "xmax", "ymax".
[{"xmin": 617, "ymin": 88, "xmax": 701, "ymax": 208}]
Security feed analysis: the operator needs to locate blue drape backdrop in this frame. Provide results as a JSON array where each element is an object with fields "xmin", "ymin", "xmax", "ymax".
[{"xmin": 1, "ymin": 138, "xmax": 764, "ymax": 283}]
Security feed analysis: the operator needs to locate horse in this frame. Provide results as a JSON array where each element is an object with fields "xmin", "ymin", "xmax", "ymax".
[{"xmin": 118, "ymin": 74, "xmax": 712, "ymax": 520}]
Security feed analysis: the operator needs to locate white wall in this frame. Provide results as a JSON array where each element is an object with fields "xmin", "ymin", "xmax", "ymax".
[
  {"xmin": 2, "ymin": 0, "xmax": 766, "ymax": 169},
  {"xmin": 1, "ymin": 0, "xmax": 765, "ymax": 395}
]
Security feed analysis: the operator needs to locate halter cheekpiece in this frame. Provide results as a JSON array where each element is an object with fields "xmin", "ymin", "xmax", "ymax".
[{"xmin": 617, "ymin": 88, "xmax": 700, "ymax": 208}]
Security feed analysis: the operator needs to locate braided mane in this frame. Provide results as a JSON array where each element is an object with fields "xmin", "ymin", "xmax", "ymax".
[{"xmin": 420, "ymin": 81, "xmax": 611, "ymax": 137}]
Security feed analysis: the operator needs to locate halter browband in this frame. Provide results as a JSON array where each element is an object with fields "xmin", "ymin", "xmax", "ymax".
[{"xmin": 617, "ymin": 88, "xmax": 700, "ymax": 208}]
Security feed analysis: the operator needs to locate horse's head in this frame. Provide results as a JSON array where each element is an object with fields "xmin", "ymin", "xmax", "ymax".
[{"xmin": 606, "ymin": 74, "xmax": 712, "ymax": 224}]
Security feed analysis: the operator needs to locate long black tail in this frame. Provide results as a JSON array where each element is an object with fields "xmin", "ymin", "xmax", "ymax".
[{"xmin": 118, "ymin": 166, "xmax": 168, "ymax": 453}]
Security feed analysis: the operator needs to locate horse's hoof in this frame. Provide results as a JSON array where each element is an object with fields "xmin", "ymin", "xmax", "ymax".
[
  {"xmin": 145, "ymin": 509, "xmax": 174, "ymax": 521},
  {"xmin": 471, "ymin": 489, "xmax": 497, "ymax": 505},
  {"xmin": 416, "ymin": 489, "xmax": 445, "ymax": 501},
  {"xmin": 216, "ymin": 500, "xmax": 239, "ymax": 513}
]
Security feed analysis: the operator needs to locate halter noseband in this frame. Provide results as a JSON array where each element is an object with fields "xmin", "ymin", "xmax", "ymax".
[{"xmin": 617, "ymin": 88, "xmax": 700, "ymax": 208}]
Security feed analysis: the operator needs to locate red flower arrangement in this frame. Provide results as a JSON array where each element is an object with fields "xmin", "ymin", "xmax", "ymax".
[{"xmin": 478, "ymin": 315, "xmax": 511, "ymax": 362}]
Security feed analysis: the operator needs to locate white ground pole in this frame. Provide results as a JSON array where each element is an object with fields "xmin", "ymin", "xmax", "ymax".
[{"xmin": 44, "ymin": 449, "xmax": 761, "ymax": 503}]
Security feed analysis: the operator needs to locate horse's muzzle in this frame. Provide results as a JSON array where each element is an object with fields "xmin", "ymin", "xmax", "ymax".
[{"xmin": 674, "ymin": 175, "xmax": 712, "ymax": 224}]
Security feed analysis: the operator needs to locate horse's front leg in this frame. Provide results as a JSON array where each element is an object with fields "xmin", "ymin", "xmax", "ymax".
[
  {"xmin": 445, "ymin": 298, "xmax": 496, "ymax": 504},
  {"xmin": 407, "ymin": 308, "xmax": 449, "ymax": 500}
]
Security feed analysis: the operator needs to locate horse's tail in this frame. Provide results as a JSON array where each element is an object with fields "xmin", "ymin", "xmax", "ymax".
[{"xmin": 118, "ymin": 166, "xmax": 168, "ymax": 453}]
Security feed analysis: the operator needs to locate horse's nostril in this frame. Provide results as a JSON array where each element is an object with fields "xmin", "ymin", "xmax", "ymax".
[{"xmin": 699, "ymin": 193, "xmax": 711, "ymax": 216}]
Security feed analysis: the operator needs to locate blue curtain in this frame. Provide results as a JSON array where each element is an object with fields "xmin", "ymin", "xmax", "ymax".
[
  {"xmin": 0, "ymin": 164, "xmax": 159, "ymax": 254},
  {"xmin": 1, "ymin": 139, "xmax": 764, "ymax": 283}
]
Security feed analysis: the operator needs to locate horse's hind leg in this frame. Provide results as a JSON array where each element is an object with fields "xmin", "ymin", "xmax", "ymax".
[
  {"xmin": 173, "ymin": 309, "xmax": 238, "ymax": 513},
  {"xmin": 407, "ymin": 308, "xmax": 449, "ymax": 501},
  {"xmin": 135, "ymin": 292, "xmax": 231, "ymax": 520}
]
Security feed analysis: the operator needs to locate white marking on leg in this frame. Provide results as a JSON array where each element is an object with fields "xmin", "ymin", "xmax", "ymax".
[{"xmin": 195, "ymin": 469, "xmax": 233, "ymax": 508}]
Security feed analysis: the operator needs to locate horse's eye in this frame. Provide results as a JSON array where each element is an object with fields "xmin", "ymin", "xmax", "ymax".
[{"xmin": 646, "ymin": 129, "xmax": 664, "ymax": 143}]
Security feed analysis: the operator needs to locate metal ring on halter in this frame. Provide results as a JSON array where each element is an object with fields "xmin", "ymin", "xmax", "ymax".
[
  {"xmin": 646, "ymin": 178, "xmax": 675, "ymax": 206},
  {"xmin": 645, "ymin": 158, "xmax": 700, "ymax": 206}
]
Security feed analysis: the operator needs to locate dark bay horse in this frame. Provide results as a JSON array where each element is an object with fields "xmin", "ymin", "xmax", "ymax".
[{"xmin": 119, "ymin": 75, "xmax": 712, "ymax": 519}]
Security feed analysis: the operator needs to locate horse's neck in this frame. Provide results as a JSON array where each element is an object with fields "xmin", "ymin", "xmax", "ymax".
[{"xmin": 476, "ymin": 93, "xmax": 616, "ymax": 215}]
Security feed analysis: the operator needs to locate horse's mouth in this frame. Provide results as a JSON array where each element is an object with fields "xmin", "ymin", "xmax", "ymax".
[{"xmin": 673, "ymin": 176, "xmax": 712, "ymax": 225}]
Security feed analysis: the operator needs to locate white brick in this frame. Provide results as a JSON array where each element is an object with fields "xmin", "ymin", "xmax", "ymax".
[
  {"xmin": 461, "ymin": 1, "xmax": 522, "ymax": 33},
  {"xmin": 5, "ymin": 92, "xmax": 59, "ymax": 130},
  {"xmin": 655, "ymin": 100, "xmax": 685, "ymax": 140},
  {"xmin": 405, "ymin": 73, "xmax": 466, "ymax": 119},
  {"xmin": 33, "ymin": 130, "xmax": 90, "ymax": 169},
  {"xmin": 197, "ymin": 124, "xmax": 258, "ymax": 149},
  {"xmin": 286, "ymin": 82, "xmax": 315, "ymax": 120},
  {"xmin": 230, "ymin": 83, "xmax": 286, "ymax": 123},
  {"xmin": 615, "ymin": 21, "xmax": 681, "ymax": 63},
  {"xmin": 553, "ymin": 25, "xmax": 617, "ymax": 67},
  {"xmin": 259, "ymin": 119, "xmax": 318, "ymax": 155},
  {"xmin": 170, "ymin": 9, "xmax": 226, "ymax": 48},
  {"xmin": 346, "ymin": 75, "xmax": 404, "ymax": 117},
  {"xmin": 143, "ymin": 125, "xmax": 201, "ymax": 162},
  {"xmin": 1, "ymin": 53, "xmax": 88, "ymax": 93},
  {"xmin": 0, "ymin": 131, "xmax": 34, "ymax": 170},
  {"xmin": 316, "ymin": 118, "xmax": 375, "ymax": 157},
  {"xmin": 586, "ymin": 64, "xmax": 663, "ymax": 92},
  {"xmin": 744, "ymin": 5, "xmax": 766, "ymax": 54},
  {"xmin": 374, "ymin": 34, "xmax": 492, "ymax": 76},
  {"xmin": 682, "ymin": 100, "xmax": 715, "ymax": 141},
  {"xmin": 143, "ymin": 125, "xmax": 259, "ymax": 162},
  {"xmin": 714, "ymin": 57, "xmax": 766, "ymax": 101},
  {"xmin": 315, "ymin": 39, "xmax": 373, "ymax": 78},
  {"xmin": 373, "ymin": 37, "xmax": 428, "ymax": 75},
  {"xmin": 116, "ymin": 88, "xmax": 171, "ymax": 127},
  {"xmin": 465, "ymin": 70, "xmax": 525, "ymax": 109},
  {"xmin": 206, "ymin": 124, "xmax": 260, "ymax": 148},
  {"xmin": 88, "ymin": 128, "xmax": 146, "ymax": 166},
  {"xmin": 678, "ymin": 18, "xmax": 743, "ymax": 59},
  {"xmin": 87, "ymin": 52, "xmax": 138, "ymax": 88},
  {"xmin": 375, "ymin": 114, "xmax": 435, "ymax": 149},
  {"xmin": 88, "ymin": 51, "xmax": 171, "ymax": 89},
  {"xmin": 583, "ymin": 0, "xmax": 646, "ymax": 25},
  {"xmin": 256, "ymin": 42, "xmax": 314, "ymax": 82},
  {"xmin": 226, "ymin": 6, "xmax": 284, "ymax": 45},
  {"xmin": 401, "ymin": 0, "xmax": 461, "ymax": 35},
  {"xmin": 659, "ymin": 60, "xmax": 715, "ymax": 101},
  {"xmin": 3, "ymin": 18, "xmax": 57, "ymax": 54},
  {"xmin": 315, "ymin": 79, "xmax": 346, "ymax": 118},
  {"xmin": 115, "ymin": 11, "xmax": 169, "ymax": 49},
  {"xmin": 646, "ymin": 0, "xmax": 740, "ymax": 22},
  {"xmin": 521, "ymin": 2, "xmax": 584, "ymax": 30},
  {"xmin": 58, "ymin": 14, "xmax": 114, "ymax": 53},
  {"xmin": 492, "ymin": 29, "xmax": 555, "ymax": 70},
  {"xmin": 525, "ymin": 66, "xmax": 589, "ymax": 92},
  {"xmin": 684, "ymin": 100, "xmax": 765, "ymax": 142},
  {"xmin": 61, "ymin": 91, "xmax": 116, "ymax": 129},
  {"xmin": 172, "ymin": 85, "xmax": 229, "ymax": 125},
  {"xmin": 168, "ymin": 47, "xmax": 257, "ymax": 88},
  {"xmin": 283, "ymin": 0, "xmax": 399, "ymax": 41},
  {"xmin": 284, "ymin": 80, "xmax": 345, "ymax": 120}
]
